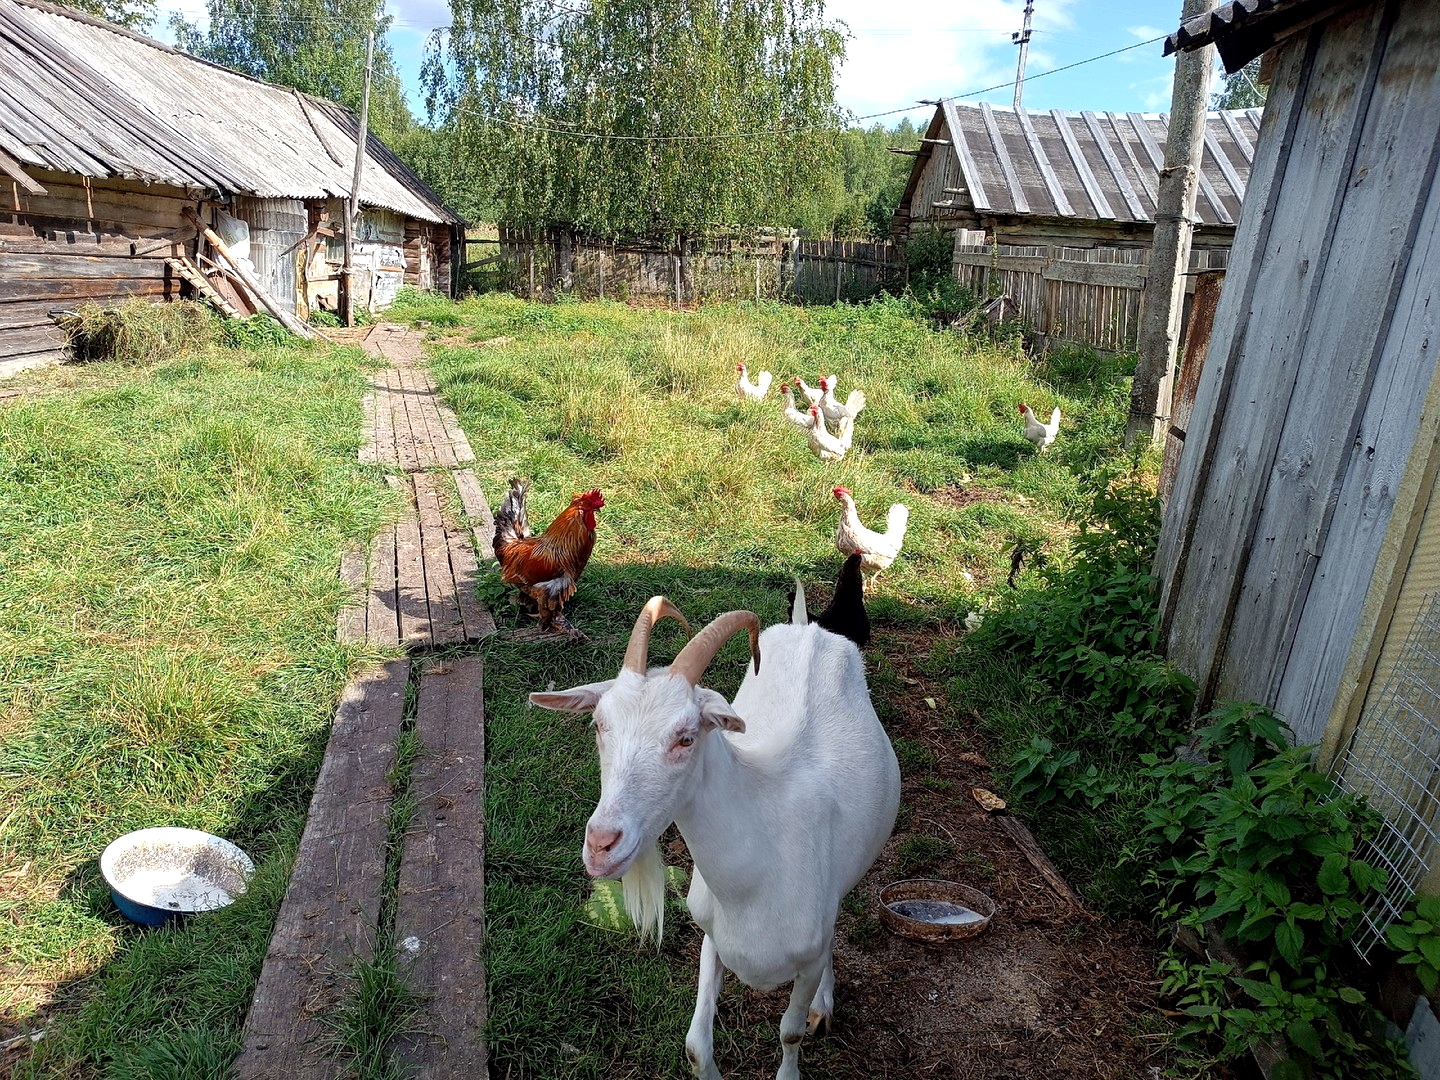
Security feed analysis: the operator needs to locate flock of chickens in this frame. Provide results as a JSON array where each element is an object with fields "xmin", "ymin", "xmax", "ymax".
[{"xmin": 490, "ymin": 363, "xmax": 1062, "ymax": 639}]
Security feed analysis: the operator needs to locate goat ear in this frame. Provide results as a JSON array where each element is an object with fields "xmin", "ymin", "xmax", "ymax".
[
  {"xmin": 696, "ymin": 687, "xmax": 746, "ymax": 734},
  {"xmin": 529, "ymin": 680, "xmax": 615, "ymax": 714}
]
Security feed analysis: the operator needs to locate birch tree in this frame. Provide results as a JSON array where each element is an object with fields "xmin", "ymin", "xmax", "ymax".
[{"xmin": 422, "ymin": 0, "xmax": 847, "ymax": 240}]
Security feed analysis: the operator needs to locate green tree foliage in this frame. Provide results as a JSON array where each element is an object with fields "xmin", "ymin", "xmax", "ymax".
[
  {"xmin": 805, "ymin": 118, "xmax": 920, "ymax": 239},
  {"xmin": 421, "ymin": 0, "xmax": 847, "ymax": 241},
  {"xmin": 57, "ymin": 0, "xmax": 154, "ymax": 31},
  {"xmin": 1213, "ymin": 58, "xmax": 1266, "ymax": 110},
  {"xmin": 169, "ymin": 0, "xmax": 413, "ymax": 147}
]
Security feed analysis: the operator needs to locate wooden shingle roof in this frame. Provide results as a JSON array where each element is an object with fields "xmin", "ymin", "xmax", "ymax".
[
  {"xmin": 896, "ymin": 101, "xmax": 1262, "ymax": 233},
  {"xmin": 1164, "ymin": 0, "xmax": 1354, "ymax": 72},
  {"xmin": 0, "ymin": 0, "xmax": 457, "ymax": 223}
]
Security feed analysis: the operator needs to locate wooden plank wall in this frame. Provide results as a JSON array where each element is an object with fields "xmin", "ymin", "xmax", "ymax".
[
  {"xmin": 1156, "ymin": 1, "xmax": 1440, "ymax": 747},
  {"xmin": 0, "ymin": 169, "xmax": 192, "ymax": 370},
  {"xmin": 953, "ymin": 241, "xmax": 1227, "ymax": 352},
  {"xmin": 493, "ymin": 227, "xmax": 897, "ymax": 305}
]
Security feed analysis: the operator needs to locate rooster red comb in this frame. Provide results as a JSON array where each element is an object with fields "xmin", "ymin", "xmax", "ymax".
[
  {"xmin": 575, "ymin": 489, "xmax": 605, "ymax": 508},
  {"xmin": 833, "ymin": 486, "xmax": 851, "ymax": 498},
  {"xmin": 1017, "ymin": 403, "xmax": 1028, "ymax": 413}
]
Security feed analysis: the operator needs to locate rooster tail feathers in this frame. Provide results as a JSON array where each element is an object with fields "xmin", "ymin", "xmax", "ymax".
[
  {"xmin": 755, "ymin": 371, "xmax": 773, "ymax": 395},
  {"xmin": 845, "ymin": 389, "xmax": 867, "ymax": 415},
  {"xmin": 1048, "ymin": 406, "xmax": 1062, "ymax": 427},
  {"xmin": 493, "ymin": 477, "xmax": 532, "ymax": 547}
]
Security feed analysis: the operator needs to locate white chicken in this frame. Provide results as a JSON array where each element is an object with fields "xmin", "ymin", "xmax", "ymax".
[
  {"xmin": 833, "ymin": 486, "xmax": 909, "ymax": 587},
  {"xmin": 736, "ymin": 363, "xmax": 772, "ymax": 401},
  {"xmin": 819, "ymin": 376, "xmax": 866, "ymax": 424},
  {"xmin": 780, "ymin": 382, "xmax": 815, "ymax": 428},
  {"xmin": 806, "ymin": 405, "xmax": 848, "ymax": 462},
  {"xmin": 1019, "ymin": 402, "xmax": 1061, "ymax": 451},
  {"xmin": 794, "ymin": 376, "xmax": 825, "ymax": 407}
]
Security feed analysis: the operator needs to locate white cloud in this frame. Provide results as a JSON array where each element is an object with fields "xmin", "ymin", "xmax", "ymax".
[{"xmin": 825, "ymin": 0, "xmax": 1076, "ymax": 120}]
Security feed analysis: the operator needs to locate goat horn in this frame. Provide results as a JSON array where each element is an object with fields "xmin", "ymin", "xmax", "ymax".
[
  {"xmin": 669, "ymin": 611, "xmax": 761, "ymax": 686},
  {"xmin": 622, "ymin": 596, "xmax": 693, "ymax": 675}
]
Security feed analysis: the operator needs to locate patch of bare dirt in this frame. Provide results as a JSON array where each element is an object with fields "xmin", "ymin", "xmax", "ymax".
[
  {"xmin": 694, "ymin": 619, "xmax": 1198, "ymax": 1080},
  {"xmin": 917, "ymin": 481, "xmax": 1010, "ymax": 511}
]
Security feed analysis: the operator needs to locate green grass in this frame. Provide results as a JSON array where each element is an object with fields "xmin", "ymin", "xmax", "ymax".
[
  {"xmin": 0, "ymin": 334, "xmax": 399, "ymax": 1076},
  {"xmin": 2, "ymin": 289, "xmax": 1142, "ymax": 1079},
  {"xmin": 387, "ymin": 290, "xmax": 1141, "ymax": 1077}
]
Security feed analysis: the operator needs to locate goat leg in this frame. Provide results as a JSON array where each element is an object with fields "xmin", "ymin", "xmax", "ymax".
[
  {"xmin": 805, "ymin": 942, "xmax": 835, "ymax": 1036},
  {"xmin": 684, "ymin": 934, "xmax": 725, "ymax": 1080},
  {"xmin": 776, "ymin": 958, "xmax": 826, "ymax": 1080}
]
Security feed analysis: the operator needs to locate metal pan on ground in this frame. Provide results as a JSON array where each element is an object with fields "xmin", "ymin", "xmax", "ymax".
[
  {"xmin": 100, "ymin": 827, "xmax": 255, "ymax": 927},
  {"xmin": 879, "ymin": 879, "xmax": 996, "ymax": 943}
]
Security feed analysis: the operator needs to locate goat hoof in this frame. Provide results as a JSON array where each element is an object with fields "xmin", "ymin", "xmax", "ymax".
[{"xmin": 806, "ymin": 1009, "xmax": 831, "ymax": 1036}]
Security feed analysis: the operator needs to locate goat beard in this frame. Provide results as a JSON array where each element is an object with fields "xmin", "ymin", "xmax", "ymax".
[{"xmin": 622, "ymin": 842, "xmax": 667, "ymax": 946}]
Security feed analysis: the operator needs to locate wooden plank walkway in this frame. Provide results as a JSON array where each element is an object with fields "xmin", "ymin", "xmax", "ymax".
[{"xmin": 238, "ymin": 325, "xmax": 493, "ymax": 1080}]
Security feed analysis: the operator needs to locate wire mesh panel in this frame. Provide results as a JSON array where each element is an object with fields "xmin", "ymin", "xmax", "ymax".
[{"xmin": 1334, "ymin": 590, "xmax": 1440, "ymax": 956}]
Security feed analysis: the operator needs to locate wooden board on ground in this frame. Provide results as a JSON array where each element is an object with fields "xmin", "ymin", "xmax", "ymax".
[
  {"xmin": 365, "ymin": 522, "xmax": 401, "ymax": 649},
  {"xmin": 413, "ymin": 472, "xmax": 466, "ymax": 646},
  {"xmin": 234, "ymin": 660, "xmax": 409, "ymax": 1080},
  {"xmin": 394, "ymin": 655, "xmax": 489, "ymax": 1078},
  {"xmin": 452, "ymin": 469, "xmax": 496, "ymax": 563}
]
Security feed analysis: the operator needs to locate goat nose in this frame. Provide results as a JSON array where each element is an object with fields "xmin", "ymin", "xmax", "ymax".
[{"xmin": 586, "ymin": 827, "xmax": 622, "ymax": 856}]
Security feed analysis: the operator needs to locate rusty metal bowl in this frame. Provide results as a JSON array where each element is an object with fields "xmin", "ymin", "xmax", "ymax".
[{"xmin": 878, "ymin": 879, "xmax": 996, "ymax": 943}]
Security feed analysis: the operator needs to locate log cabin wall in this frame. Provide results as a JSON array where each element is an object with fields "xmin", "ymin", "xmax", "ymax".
[{"xmin": 0, "ymin": 169, "xmax": 195, "ymax": 375}]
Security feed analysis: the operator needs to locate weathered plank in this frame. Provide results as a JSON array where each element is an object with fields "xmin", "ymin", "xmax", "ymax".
[
  {"xmin": 1158, "ymin": 3, "xmax": 1391, "ymax": 709},
  {"xmin": 371, "ymin": 370, "xmax": 398, "ymax": 469},
  {"xmin": 445, "ymin": 509, "xmax": 497, "ymax": 641},
  {"xmin": 234, "ymin": 660, "xmax": 409, "ymax": 1080},
  {"xmin": 0, "ymin": 251, "xmax": 171, "ymax": 279},
  {"xmin": 365, "ymin": 523, "xmax": 401, "ymax": 649},
  {"xmin": 1041, "ymin": 259, "xmax": 1145, "ymax": 289},
  {"xmin": 0, "ymin": 276, "xmax": 168, "ymax": 303},
  {"xmin": 393, "ymin": 655, "xmax": 489, "ymax": 1078},
  {"xmin": 1053, "ymin": 111, "xmax": 1115, "ymax": 219},
  {"xmin": 978, "ymin": 102, "xmax": 1029, "ymax": 214},
  {"xmin": 392, "ymin": 477, "xmax": 430, "ymax": 645},
  {"xmin": 1016, "ymin": 109, "xmax": 1075, "ymax": 217},
  {"xmin": 413, "ymin": 472, "xmax": 466, "ymax": 646},
  {"xmin": 337, "ymin": 544, "xmax": 368, "ymax": 643},
  {"xmin": 452, "ymin": 469, "xmax": 497, "ymax": 563}
]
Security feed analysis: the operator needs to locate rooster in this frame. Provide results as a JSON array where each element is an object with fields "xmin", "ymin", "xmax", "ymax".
[
  {"xmin": 780, "ymin": 382, "xmax": 816, "ymax": 428},
  {"xmin": 806, "ymin": 406, "xmax": 850, "ymax": 462},
  {"xmin": 492, "ymin": 479, "xmax": 604, "ymax": 640},
  {"xmin": 818, "ymin": 377, "xmax": 866, "ymax": 424},
  {"xmin": 833, "ymin": 486, "xmax": 909, "ymax": 588},
  {"xmin": 736, "ymin": 363, "xmax": 772, "ymax": 401},
  {"xmin": 1018, "ymin": 403, "xmax": 1061, "ymax": 452}
]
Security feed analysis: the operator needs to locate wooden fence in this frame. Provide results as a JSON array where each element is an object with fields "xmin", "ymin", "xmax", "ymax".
[
  {"xmin": 953, "ymin": 237, "xmax": 1229, "ymax": 353},
  {"xmin": 471, "ymin": 229, "xmax": 900, "ymax": 306}
]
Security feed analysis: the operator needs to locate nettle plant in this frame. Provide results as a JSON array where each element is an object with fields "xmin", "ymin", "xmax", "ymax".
[
  {"xmin": 987, "ymin": 469, "xmax": 1196, "ymax": 808},
  {"xmin": 1141, "ymin": 703, "xmax": 1414, "ymax": 1080}
]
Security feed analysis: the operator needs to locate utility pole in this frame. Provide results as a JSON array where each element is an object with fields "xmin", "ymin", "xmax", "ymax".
[
  {"xmin": 1012, "ymin": 0, "xmax": 1034, "ymax": 108},
  {"xmin": 1127, "ymin": 0, "xmax": 1217, "ymax": 448},
  {"xmin": 342, "ymin": 30, "xmax": 375, "ymax": 328}
]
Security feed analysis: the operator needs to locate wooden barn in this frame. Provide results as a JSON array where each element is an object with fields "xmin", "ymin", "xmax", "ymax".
[
  {"xmin": 0, "ymin": 0, "xmax": 460, "ymax": 375},
  {"xmin": 1159, "ymin": 0, "xmax": 1440, "ymax": 959},
  {"xmin": 891, "ymin": 100, "xmax": 1262, "ymax": 249}
]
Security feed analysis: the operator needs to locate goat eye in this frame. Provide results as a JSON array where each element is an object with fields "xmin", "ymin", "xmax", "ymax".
[{"xmin": 675, "ymin": 734, "xmax": 694, "ymax": 749}]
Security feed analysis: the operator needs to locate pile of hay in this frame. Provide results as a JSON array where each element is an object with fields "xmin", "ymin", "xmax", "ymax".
[{"xmin": 55, "ymin": 298, "xmax": 215, "ymax": 364}]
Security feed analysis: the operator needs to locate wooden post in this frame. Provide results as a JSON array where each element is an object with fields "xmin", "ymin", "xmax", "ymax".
[
  {"xmin": 755, "ymin": 257, "xmax": 760, "ymax": 301},
  {"xmin": 673, "ymin": 252, "xmax": 681, "ymax": 309},
  {"xmin": 835, "ymin": 240, "xmax": 843, "ymax": 303},
  {"xmin": 1127, "ymin": 0, "xmax": 1217, "ymax": 448},
  {"xmin": 599, "ymin": 251, "xmax": 605, "ymax": 300},
  {"xmin": 527, "ymin": 244, "xmax": 535, "ymax": 299},
  {"xmin": 343, "ymin": 31, "xmax": 375, "ymax": 327}
]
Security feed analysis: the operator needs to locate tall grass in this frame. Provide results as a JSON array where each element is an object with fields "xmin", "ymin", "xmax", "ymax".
[{"xmin": 0, "ymin": 338, "xmax": 398, "ymax": 1075}]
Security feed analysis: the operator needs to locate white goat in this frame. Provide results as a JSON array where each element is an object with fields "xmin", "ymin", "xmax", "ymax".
[{"xmin": 530, "ymin": 595, "xmax": 900, "ymax": 1080}]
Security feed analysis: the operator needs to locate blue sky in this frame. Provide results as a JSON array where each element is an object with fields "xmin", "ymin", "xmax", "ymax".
[{"xmin": 155, "ymin": 0, "xmax": 1198, "ymax": 125}]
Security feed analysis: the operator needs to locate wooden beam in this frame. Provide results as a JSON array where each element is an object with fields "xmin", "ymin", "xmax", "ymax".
[
  {"xmin": 978, "ymin": 101, "xmax": 1030, "ymax": 214},
  {"xmin": 1051, "ymin": 109, "xmax": 1114, "ymax": 219},
  {"xmin": 1082, "ymin": 110, "xmax": 1146, "ymax": 220},
  {"xmin": 0, "ymin": 149, "xmax": 46, "ymax": 195}
]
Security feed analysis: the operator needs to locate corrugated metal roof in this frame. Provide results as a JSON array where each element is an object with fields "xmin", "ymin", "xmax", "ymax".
[
  {"xmin": 898, "ymin": 101, "xmax": 1262, "ymax": 231},
  {"xmin": 0, "ymin": 0, "xmax": 457, "ymax": 223},
  {"xmin": 1164, "ymin": 0, "xmax": 1355, "ymax": 73}
]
